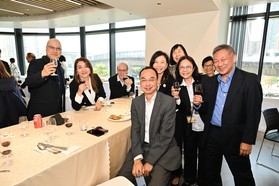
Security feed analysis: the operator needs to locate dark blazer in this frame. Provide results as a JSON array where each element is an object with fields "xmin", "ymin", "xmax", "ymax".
[
  {"xmin": 130, "ymin": 92, "xmax": 181, "ymax": 171},
  {"xmin": 158, "ymin": 74, "xmax": 175, "ymax": 97},
  {"xmin": 0, "ymin": 77, "xmax": 26, "ymax": 128},
  {"xmin": 109, "ymin": 74, "xmax": 134, "ymax": 99},
  {"xmin": 200, "ymin": 68, "xmax": 263, "ymax": 153},
  {"xmin": 69, "ymin": 73, "xmax": 106, "ymax": 111},
  {"xmin": 25, "ymin": 56, "xmax": 65, "ymax": 120}
]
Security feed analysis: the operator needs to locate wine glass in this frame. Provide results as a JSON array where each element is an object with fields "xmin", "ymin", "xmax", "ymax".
[
  {"xmin": 173, "ymin": 81, "xmax": 180, "ymax": 91},
  {"xmin": 65, "ymin": 115, "xmax": 73, "ymax": 135},
  {"xmin": 44, "ymin": 118, "xmax": 56, "ymax": 142},
  {"xmin": 18, "ymin": 116, "xmax": 29, "ymax": 137},
  {"xmin": 129, "ymin": 92, "xmax": 135, "ymax": 100},
  {"xmin": 50, "ymin": 58, "xmax": 58, "ymax": 76},
  {"xmin": 1, "ymin": 134, "xmax": 12, "ymax": 167},
  {"xmin": 194, "ymin": 83, "xmax": 203, "ymax": 95},
  {"xmin": 123, "ymin": 75, "xmax": 128, "ymax": 81},
  {"xmin": 79, "ymin": 77, "xmax": 85, "ymax": 84}
]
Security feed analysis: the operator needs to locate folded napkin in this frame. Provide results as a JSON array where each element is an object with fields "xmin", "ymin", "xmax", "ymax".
[{"xmin": 61, "ymin": 145, "xmax": 81, "ymax": 155}]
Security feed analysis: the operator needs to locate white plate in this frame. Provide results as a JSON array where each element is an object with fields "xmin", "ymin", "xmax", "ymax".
[{"xmin": 107, "ymin": 115, "xmax": 131, "ymax": 122}]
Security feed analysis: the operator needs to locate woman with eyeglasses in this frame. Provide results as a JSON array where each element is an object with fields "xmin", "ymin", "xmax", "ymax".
[
  {"xmin": 170, "ymin": 56, "xmax": 205, "ymax": 186},
  {"xmin": 149, "ymin": 50, "xmax": 175, "ymax": 96}
]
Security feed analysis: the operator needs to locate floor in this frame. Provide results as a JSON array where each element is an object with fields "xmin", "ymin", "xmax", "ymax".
[
  {"xmin": 177, "ymin": 131, "xmax": 279, "ymax": 186},
  {"xmin": 221, "ymin": 132, "xmax": 279, "ymax": 186}
]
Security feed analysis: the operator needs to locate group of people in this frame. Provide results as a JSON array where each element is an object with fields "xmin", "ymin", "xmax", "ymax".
[
  {"xmin": 0, "ymin": 38, "xmax": 263, "ymax": 186},
  {"xmin": 118, "ymin": 44, "xmax": 263, "ymax": 186}
]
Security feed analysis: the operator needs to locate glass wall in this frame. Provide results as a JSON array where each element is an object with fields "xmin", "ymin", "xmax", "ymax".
[
  {"xmin": 0, "ymin": 34, "xmax": 17, "ymax": 64},
  {"xmin": 230, "ymin": 3, "xmax": 279, "ymax": 98}
]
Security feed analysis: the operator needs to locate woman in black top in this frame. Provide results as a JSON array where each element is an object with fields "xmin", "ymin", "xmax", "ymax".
[{"xmin": 69, "ymin": 57, "xmax": 106, "ymax": 111}]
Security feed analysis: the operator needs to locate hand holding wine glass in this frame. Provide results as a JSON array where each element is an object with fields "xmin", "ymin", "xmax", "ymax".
[
  {"xmin": 18, "ymin": 116, "xmax": 29, "ymax": 137},
  {"xmin": 172, "ymin": 81, "xmax": 180, "ymax": 99},
  {"xmin": 50, "ymin": 58, "xmax": 58, "ymax": 76},
  {"xmin": 173, "ymin": 81, "xmax": 180, "ymax": 91},
  {"xmin": 194, "ymin": 83, "xmax": 203, "ymax": 95}
]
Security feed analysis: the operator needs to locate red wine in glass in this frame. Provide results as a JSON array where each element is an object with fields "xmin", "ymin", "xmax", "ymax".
[
  {"xmin": 194, "ymin": 83, "xmax": 203, "ymax": 95},
  {"xmin": 173, "ymin": 81, "xmax": 180, "ymax": 91},
  {"xmin": 80, "ymin": 77, "xmax": 85, "ymax": 84},
  {"xmin": 123, "ymin": 76, "xmax": 128, "ymax": 81}
]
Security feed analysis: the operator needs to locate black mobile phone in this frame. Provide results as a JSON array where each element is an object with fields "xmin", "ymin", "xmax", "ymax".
[
  {"xmin": 95, "ymin": 126, "xmax": 108, "ymax": 133},
  {"xmin": 87, "ymin": 129, "xmax": 105, "ymax": 137}
]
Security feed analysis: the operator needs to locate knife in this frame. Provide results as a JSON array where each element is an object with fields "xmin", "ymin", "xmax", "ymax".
[
  {"xmin": 0, "ymin": 170, "xmax": 10, "ymax": 173},
  {"xmin": 38, "ymin": 143, "xmax": 68, "ymax": 150}
]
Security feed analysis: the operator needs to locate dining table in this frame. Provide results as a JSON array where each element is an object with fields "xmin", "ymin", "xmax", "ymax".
[{"xmin": 0, "ymin": 97, "xmax": 132, "ymax": 186}]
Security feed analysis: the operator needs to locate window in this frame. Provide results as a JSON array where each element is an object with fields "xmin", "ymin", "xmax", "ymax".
[
  {"xmin": 230, "ymin": 3, "xmax": 279, "ymax": 98},
  {"xmin": 56, "ymin": 34, "xmax": 81, "ymax": 77},
  {"xmin": 115, "ymin": 30, "xmax": 146, "ymax": 83},
  {"xmin": 0, "ymin": 34, "xmax": 17, "ymax": 64},
  {"xmin": 86, "ymin": 33, "xmax": 110, "ymax": 81}
]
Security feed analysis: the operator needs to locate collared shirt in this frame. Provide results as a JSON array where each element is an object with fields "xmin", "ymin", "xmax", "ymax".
[
  {"xmin": 210, "ymin": 67, "xmax": 236, "ymax": 127},
  {"xmin": 117, "ymin": 74, "xmax": 131, "ymax": 92},
  {"xmin": 134, "ymin": 92, "xmax": 157, "ymax": 161},
  {"xmin": 75, "ymin": 77, "xmax": 104, "ymax": 104},
  {"xmin": 144, "ymin": 92, "xmax": 157, "ymax": 143},
  {"xmin": 176, "ymin": 78, "xmax": 194, "ymax": 105}
]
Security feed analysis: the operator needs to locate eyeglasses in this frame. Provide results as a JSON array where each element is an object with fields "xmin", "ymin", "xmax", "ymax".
[
  {"xmin": 179, "ymin": 66, "xmax": 193, "ymax": 70},
  {"xmin": 203, "ymin": 64, "xmax": 213, "ymax": 68},
  {"xmin": 47, "ymin": 45, "xmax": 62, "ymax": 51}
]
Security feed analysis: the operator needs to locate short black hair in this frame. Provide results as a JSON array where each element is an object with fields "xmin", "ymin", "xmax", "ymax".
[
  {"xmin": 10, "ymin": 58, "xmax": 15, "ymax": 63},
  {"xmin": 202, "ymin": 56, "xmax": 213, "ymax": 67},
  {"xmin": 139, "ymin": 66, "xmax": 158, "ymax": 79}
]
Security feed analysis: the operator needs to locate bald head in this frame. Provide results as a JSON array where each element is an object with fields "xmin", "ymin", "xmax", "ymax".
[{"xmin": 46, "ymin": 38, "xmax": 62, "ymax": 59}]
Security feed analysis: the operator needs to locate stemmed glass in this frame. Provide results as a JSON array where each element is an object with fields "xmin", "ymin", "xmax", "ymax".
[
  {"xmin": 173, "ymin": 81, "xmax": 180, "ymax": 91},
  {"xmin": 65, "ymin": 115, "xmax": 73, "ymax": 135},
  {"xmin": 129, "ymin": 92, "xmax": 135, "ymax": 100},
  {"xmin": 50, "ymin": 58, "xmax": 58, "ymax": 76},
  {"xmin": 18, "ymin": 116, "xmax": 29, "ymax": 137},
  {"xmin": 194, "ymin": 82, "xmax": 203, "ymax": 95},
  {"xmin": 44, "ymin": 118, "xmax": 56, "ymax": 143},
  {"xmin": 1, "ymin": 134, "xmax": 12, "ymax": 167}
]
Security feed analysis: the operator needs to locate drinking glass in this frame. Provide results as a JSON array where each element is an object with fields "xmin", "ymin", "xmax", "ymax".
[
  {"xmin": 18, "ymin": 116, "xmax": 29, "ymax": 137},
  {"xmin": 50, "ymin": 58, "xmax": 58, "ymax": 76},
  {"xmin": 65, "ymin": 115, "xmax": 73, "ymax": 135},
  {"xmin": 129, "ymin": 92, "xmax": 135, "ymax": 100},
  {"xmin": 1, "ymin": 134, "xmax": 12, "ymax": 167},
  {"xmin": 194, "ymin": 83, "xmax": 203, "ymax": 95},
  {"xmin": 173, "ymin": 81, "xmax": 180, "ymax": 91},
  {"xmin": 44, "ymin": 118, "xmax": 56, "ymax": 142}
]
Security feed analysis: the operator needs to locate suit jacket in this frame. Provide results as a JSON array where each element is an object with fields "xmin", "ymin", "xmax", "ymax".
[
  {"xmin": 0, "ymin": 77, "xmax": 26, "ymax": 128},
  {"xmin": 200, "ymin": 68, "xmax": 263, "ymax": 153},
  {"xmin": 25, "ymin": 56, "xmax": 65, "ymax": 120},
  {"xmin": 130, "ymin": 91, "xmax": 181, "ymax": 171},
  {"xmin": 69, "ymin": 73, "xmax": 106, "ymax": 111},
  {"xmin": 158, "ymin": 74, "xmax": 175, "ymax": 97},
  {"xmin": 109, "ymin": 74, "xmax": 135, "ymax": 99}
]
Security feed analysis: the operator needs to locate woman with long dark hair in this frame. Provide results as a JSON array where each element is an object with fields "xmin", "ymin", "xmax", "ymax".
[
  {"xmin": 69, "ymin": 57, "xmax": 106, "ymax": 111},
  {"xmin": 149, "ymin": 50, "xmax": 175, "ymax": 96}
]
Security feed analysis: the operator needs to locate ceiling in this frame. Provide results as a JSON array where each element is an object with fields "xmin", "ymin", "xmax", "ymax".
[{"xmin": 0, "ymin": 0, "xmax": 278, "ymax": 28}]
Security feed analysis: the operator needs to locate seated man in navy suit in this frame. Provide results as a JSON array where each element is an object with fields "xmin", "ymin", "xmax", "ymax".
[{"xmin": 108, "ymin": 62, "xmax": 134, "ymax": 99}]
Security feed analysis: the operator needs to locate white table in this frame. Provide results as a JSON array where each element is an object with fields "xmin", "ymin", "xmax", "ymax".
[{"xmin": 0, "ymin": 98, "xmax": 131, "ymax": 186}]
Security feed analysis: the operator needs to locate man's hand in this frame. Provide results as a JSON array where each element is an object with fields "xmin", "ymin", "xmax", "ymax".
[
  {"xmin": 41, "ymin": 62, "xmax": 57, "ymax": 77},
  {"xmin": 124, "ymin": 77, "xmax": 133, "ymax": 88},
  {"xmin": 143, "ymin": 162, "xmax": 153, "ymax": 177},
  {"xmin": 240, "ymin": 142, "xmax": 252, "ymax": 156},
  {"xmin": 132, "ymin": 159, "xmax": 144, "ymax": 177},
  {"xmin": 193, "ymin": 95, "xmax": 203, "ymax": 106}
]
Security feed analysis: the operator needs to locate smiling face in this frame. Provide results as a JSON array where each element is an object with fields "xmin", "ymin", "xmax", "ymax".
[
  {"xmin": 76, "ymin": 61, "xmax": 91, "ymax": 79},
  {"xmin": 213, "ymin": 48, "xmax": 236, "ymax": 78},
  {"xmin": 178, "ymin": 59, "xmax": 195, "ymax": 80},
  {"xmin": 46, "ymin": 38, "xmax": 62, "ymax": 60},
  {"xmin": 172, "ymin": 46, "xmax": 186, "ymax": 63},
  {"xmin": 203, "ymin": 60, "xmax": 215, "ymax": 77},
  {"xmin": 152, "ymin": 55, "xmax": 168, "ymax": 75},
  {"xmin": 140, "ymin": 68, "xmax": 158, "ymax": 97}
]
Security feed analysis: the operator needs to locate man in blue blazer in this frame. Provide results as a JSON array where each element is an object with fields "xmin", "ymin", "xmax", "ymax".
[
  {"xmin": 118, "ymin": 66, "xmax": 181, "ymax": 185},
  {"xmin": 25, "ymin": 38, "xmax": 65, "ymax": 120},
  {"xmin": 194, "ymin": 44, "xmax": 263, "ymax": 186}
]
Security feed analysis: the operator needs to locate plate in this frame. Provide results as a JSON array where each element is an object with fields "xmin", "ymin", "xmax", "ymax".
[{"xmin": 107, "ymin": 114, "xmax": 131, "ymax": 122}]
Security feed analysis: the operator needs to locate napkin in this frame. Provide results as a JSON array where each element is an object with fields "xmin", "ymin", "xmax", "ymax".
[{"xmin": 61, "ymin": 145, "xmax": 81, "ymax": 155}]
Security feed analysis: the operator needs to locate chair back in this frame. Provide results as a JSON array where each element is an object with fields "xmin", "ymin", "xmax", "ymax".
[{"xmin": 262, "ymin": 108, "xmax": 279, "ymax": 136}]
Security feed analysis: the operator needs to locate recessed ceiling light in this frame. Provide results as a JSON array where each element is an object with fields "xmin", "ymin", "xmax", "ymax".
[{"xmin": 11, "ymin": 0, "xmax": 53, "ymax": 12}]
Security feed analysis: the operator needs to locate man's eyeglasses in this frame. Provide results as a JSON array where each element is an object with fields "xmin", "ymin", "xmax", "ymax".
[{"xmin": 47, "ymin": 45, "xmax": 62, "ymax": 51}]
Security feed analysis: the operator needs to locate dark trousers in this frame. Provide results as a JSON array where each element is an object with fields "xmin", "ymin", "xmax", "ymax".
[{"xmin": 205, "ymin": 125, "xmax": 255, "ymax": 186}]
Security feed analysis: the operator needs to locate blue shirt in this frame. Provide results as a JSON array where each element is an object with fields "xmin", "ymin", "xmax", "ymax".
[{"xmin": 210, "ymin": 67, "xmax": 235, "ymax": 127}]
